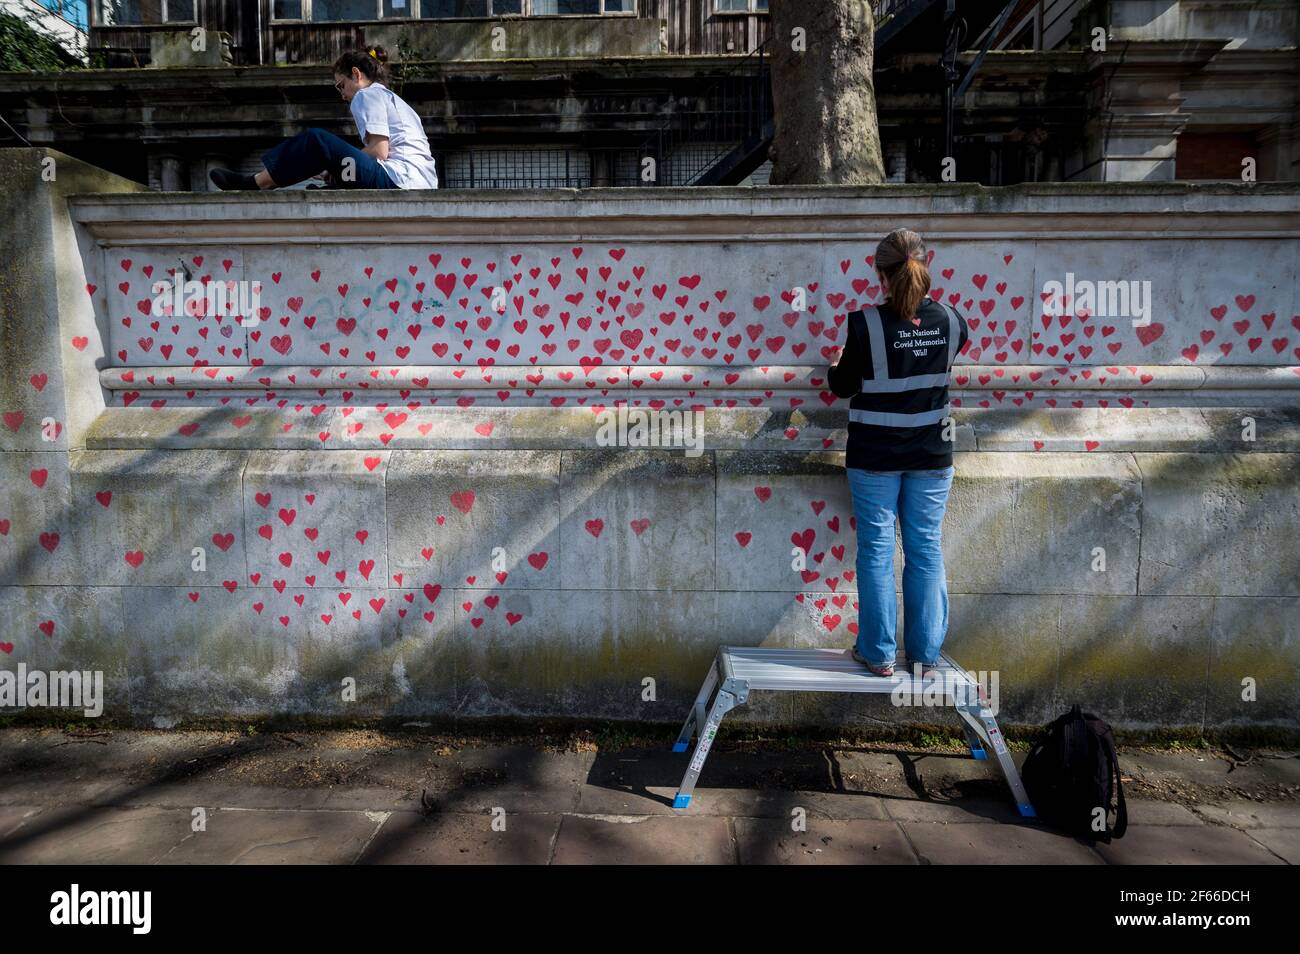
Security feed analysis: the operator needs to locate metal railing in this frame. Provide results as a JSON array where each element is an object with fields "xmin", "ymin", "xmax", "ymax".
[{"xmin": 637, "ymin": 38, "xmax": 772, "ymax": 187}]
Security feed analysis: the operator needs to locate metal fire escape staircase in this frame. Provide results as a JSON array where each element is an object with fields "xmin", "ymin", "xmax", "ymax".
[{"xmin": 643, "ymin": 0, "xmax": 941, "ymax": 186}]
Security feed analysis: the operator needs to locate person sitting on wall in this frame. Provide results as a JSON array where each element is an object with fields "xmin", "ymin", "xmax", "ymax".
[{"xmin": 208, "ymin": 46, "xmax": 439, "ymax": 192}]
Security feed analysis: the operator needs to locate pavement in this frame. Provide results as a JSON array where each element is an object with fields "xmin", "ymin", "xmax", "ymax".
[{"xmin": 0, "ymin": 727, "xmax": 1296, "ymax": 864}]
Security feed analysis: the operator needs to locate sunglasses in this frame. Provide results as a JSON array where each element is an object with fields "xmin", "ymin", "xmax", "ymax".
[{"xmin": 334, "ymin": 79, "xmax": 346, "ymax": 92}]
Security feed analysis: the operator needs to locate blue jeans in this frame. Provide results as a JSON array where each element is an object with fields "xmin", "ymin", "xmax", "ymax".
[
  {"xmin": 261, "ymin": 128, "xmax": 397, "ymax": 189},
  {"xmin": 846, "ymin": 466, "xmax": 955, "ymax": 666}
]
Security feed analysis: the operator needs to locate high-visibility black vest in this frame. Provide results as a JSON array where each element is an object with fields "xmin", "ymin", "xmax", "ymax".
[
  {"xmin": 847, "ymin": 302, "xmax": 961, "ymax": 426},
  {"xmin": 842, "ymin": 302, "xmax": 967, "ymax": 470}
]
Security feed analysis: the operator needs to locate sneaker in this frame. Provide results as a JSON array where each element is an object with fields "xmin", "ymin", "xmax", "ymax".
[
  {"xmin": 209, "ymin": 168, "xmax": 258, "ymax": 191},
  {"xmin": 850, "ymin": 647, "xmax": 894, "ymax": 677},
  {"xmin": 904, "ymin": 657, "xmax": 939, "ymax": 678}
]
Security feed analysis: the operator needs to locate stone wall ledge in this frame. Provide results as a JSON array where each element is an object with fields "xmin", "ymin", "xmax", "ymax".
[
  {"xmin": 68, "ymin": 182, "xmax": 1300, "ymax": 248},
  {"xmin": 76, "ymin": 405, "xmax": 1300, "ymax": 452},
  {"xmin": 3, "ymin": 448, "xmax": 1290, "ymax": 600},
  {"xmin": 98, "ymin": 364, "xmax": 1300, "ymax": 392}
]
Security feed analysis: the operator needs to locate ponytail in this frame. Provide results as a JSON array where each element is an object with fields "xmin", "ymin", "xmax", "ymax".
[
  {"xmin": 334, "ymin": 45, "xmax": 389, "ymax": 85},
  {"xmin": 874, "ymin": 228, "xmax": 931, "ymax": 321}
]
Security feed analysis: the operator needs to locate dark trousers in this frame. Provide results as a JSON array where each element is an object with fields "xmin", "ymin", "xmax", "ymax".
[{"xmin": 261, "ymin": 127, "xmax": 397, "ymax": 189}]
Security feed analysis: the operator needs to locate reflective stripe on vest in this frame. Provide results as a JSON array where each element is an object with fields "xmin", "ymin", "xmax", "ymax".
[
  {"xmin": 859, "ymin": 305, "xmax": 962, "ymax": 394},
  {"xmin": 849, "ymin": 405, "xmax": 951, "ymax": 427}
]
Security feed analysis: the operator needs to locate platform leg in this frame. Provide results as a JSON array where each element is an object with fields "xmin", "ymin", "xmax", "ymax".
[
  {"xmin": 927, "ymin": 668, "xmax": 986, "ymax": 761},
  {"xmin": 673, "ymin": 659, "xmax": 719, "ymax": 754},
  {"xmin": 956, "ymin": 710, "xmax": 988, "ymax": 761},
  {"xmin": 672, "ymin": 687, "xmax": 738, "ymax": 810},
  {"xmin": 957, "ymin": 702, "xmax": 1035, "ymax": 818}
]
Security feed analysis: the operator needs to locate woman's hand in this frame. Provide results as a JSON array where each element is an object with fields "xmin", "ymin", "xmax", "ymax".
[{"xmin": 828, "ymin": 345, "xmax": 844, "ymax": 369}]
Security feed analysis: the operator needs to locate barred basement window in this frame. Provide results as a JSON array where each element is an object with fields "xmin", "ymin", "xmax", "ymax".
[
  {"xmin": 609, "ymin": 150, "xmax": 641, "ymax": 187},
  {"xmin": 661, "ymin": 142, "xmax": 734, "ymax": 185},
  {"xmin": 444, "ymin": 148, "xmax": 597, "ymax": 189}
]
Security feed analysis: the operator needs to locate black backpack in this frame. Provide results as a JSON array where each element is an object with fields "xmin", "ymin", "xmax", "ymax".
[{"xmin": 1021, "ymin": 704, "xmax": 1128, "ymax": 842}]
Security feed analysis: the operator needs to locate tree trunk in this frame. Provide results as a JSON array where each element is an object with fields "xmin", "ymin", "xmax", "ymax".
[{"xmin": 767, "ymin": 0, "xmax": 886, "ymax": 185}]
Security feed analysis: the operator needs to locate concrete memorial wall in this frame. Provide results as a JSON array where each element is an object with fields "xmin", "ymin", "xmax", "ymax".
[{"xmin": 2, "ymin": 149, "xmax": 1297, "ymax": 734}]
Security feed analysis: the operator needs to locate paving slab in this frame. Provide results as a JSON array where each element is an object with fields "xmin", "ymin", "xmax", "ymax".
[
  {"xmin": 551, "ymin": 815, "xmax": 734, "ymax": 864},
  {"xmin": 320, "ymin": 785, "xmax": 427, "ymax": 812},
  {"xmin": 899, "ymin": 821, "xmax": 1104, "ymax": 864},
  {"xmin": 1120, "ymin": 799, "xmax": 1205, "ymax": 826},
  {"xmin": 0, "ymin": 805, "xmax": 44, "ymax": 839},
  {"xmin": 576, "ymin": 783, "xmax": 890, "ymax": 819},
  {"xmin": 735, "ymin": 818, "xmax": 918, "ymax": 864},
  {"xmin": 414, "ymin": 748, "xmax": 587, "ymax": 814},
  {"xmin": 1192, "ymin": 800, "xmax": 1300, "ymax": 829},
  {"xmin": 0, "ymin": 768, "xmax": 128, "ymax": 807},
  {"xmin": 0, "ymin": 729, "xmax": 1295, "ymax": 864},
  {"xmin": 1243, "ymin": 828, "xmax": 1300, "ymax": 864},
  {"xmin": 1093, "ymin": 824, "xmax": 1287, "ymax": 865},
  {"xmin": 102, "ymin": 781, "xmax": 336, "ymax": 812},
  {"xmin": 882, "ymin": 797, "xmax": 1028, "ymax": 824},
  {"xmin": 161, "ymin": 808, "xmax": 385, "ymax": 864},
  {"xmin": 358, "ymin": 810, "xmax": 559, "ymax": 864},
  {"xmin": 1123, "ymin": 749, "xmax": 1300, "ymax": 792},
  {"xmin": 835, "ymin": 749, "xmax": 1026, "ymax": 801},
  {"xmin": 0, "ymin": 806, "xmax": 192, "ymax": 864}
]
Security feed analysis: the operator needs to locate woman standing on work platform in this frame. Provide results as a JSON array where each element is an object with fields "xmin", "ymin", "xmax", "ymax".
[
  {"xmin": 208, "ymin": 47, "xmax": 439, "ymax": 192},
  {"xmin": 826, "ymin": 229, "xmax": 970, "ymax": 678}
]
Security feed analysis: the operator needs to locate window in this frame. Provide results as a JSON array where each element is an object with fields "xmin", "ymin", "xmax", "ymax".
[
  {"xmin": 421, "ymin": 0, "xmax": 491, "ymax": 15},
  {"xmin": 531, "ymin": 0, "xmax": 634, "ymax": 12},
  {"xmin": 277, "ymin": 0, "xmax": 427, "ymax": 19},
  {"xmin": 34, "ymin": 1, "xmax": 89, "ymax": 31},
  {"xmin": 98, "ymin": 0, "xmax": 194, "ymax": 23},
  {"xmin": 444, "ymin": 147, "xmax": 643, "ymax": 189},
  {"xmin": 532, "ymin": 0, "xmax": 599, "ymax": 13},
  {"xmin": 270, "ymin": 0, "xmax": 631, "ymax": 20},
  {"xmin": 314, "ymin": 0, "xmax": 380, "ymax": 19},
  {"xmin": 715, "ymin": 0, "xmax": 768, "ymax": 12},
  {"xmin": 424, "ymin": 0, "xmax": 627, "ymax": 14},
  {"xmin": 1176, "ymin": 132, "xmax": 1262, "ymax": 181}
]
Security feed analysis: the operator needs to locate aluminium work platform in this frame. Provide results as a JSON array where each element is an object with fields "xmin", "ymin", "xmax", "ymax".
[{"xmin": 671, "ymin": 645, "xmax": 1036, "ymax": 817}]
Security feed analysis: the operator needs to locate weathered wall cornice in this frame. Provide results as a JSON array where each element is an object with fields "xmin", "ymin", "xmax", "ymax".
[{"xmin": 68, "ymin": 183, "xmax": 1300, "ymax": 245}]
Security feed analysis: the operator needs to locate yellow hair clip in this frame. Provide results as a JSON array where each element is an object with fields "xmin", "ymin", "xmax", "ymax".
[{"xmin": 368, "ymin": 49, "xmax": 378, "ymax": 58}]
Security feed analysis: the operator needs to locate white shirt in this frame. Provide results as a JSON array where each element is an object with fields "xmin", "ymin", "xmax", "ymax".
[{"xmin": 350, "ymin": 83, "xmax": 439, "ymax": 190}]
